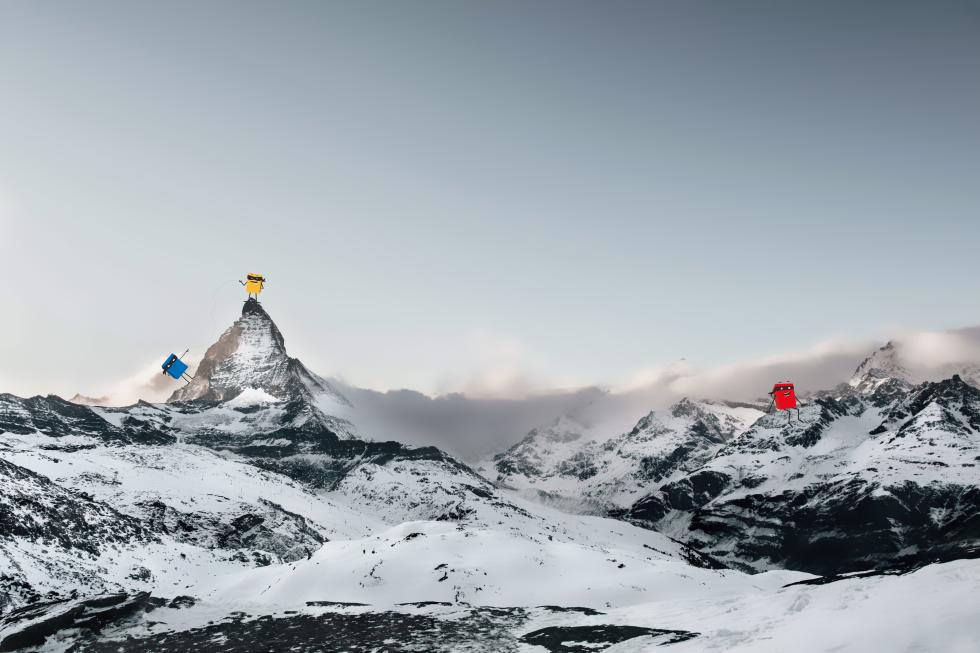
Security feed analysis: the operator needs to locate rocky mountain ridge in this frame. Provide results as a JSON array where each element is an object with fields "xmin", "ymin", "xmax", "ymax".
[
  {"xmin": 490, "ymin": 399, "xmax": 761, "ymax": 512},
  {"xmin": 487, "ymin": 340, "xmax": 980, "ymax": 576},
  {"xmin": 628, "ymin": 375, "xmax": 980, "ymax": 574}
]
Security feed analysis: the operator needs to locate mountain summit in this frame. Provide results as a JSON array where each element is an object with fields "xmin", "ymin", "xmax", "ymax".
[
  {"xmin": 848, "ymin": 336, "xmax": 980, "ymax": 396},
  {"xmin": 169, "ymin": 300, "xmax": 349, "ymax": 411},
  {"xmin": 848, "ymin": 341, "xmax": 912, "ymax": 395}
]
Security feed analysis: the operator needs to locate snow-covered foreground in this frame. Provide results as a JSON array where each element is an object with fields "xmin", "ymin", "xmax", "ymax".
[
  {"xmin": 512, "ymin": 557, "xmax": 980, "ymax": 652},
  {"xmin": 24, "ymin": 558, "xmax": 979, "ymax": 652},
  {"xmin": 197, "ymin": 520, "xmax": 801, "ymax": 610}
]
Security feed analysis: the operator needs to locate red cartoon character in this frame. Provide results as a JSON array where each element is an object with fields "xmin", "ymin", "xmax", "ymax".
[{"xmin": 767, "ymin": 382, "xmax": 806, "ymax": 425}]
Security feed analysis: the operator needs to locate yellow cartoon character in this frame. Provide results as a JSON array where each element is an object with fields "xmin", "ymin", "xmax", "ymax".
[{"xmin": 240, "ymin": 273, "xmax": 266, "ymax": 301}]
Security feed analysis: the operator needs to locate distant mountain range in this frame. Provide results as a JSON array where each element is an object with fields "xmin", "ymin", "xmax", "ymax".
[{"xmin": 489, "ymin": 342, "xmax": 980, "ymax": 575}]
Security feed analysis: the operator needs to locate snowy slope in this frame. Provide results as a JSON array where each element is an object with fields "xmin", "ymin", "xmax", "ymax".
[
  {"xmin": 0, "ymin": 449, "xmax": 250, "ymax": 616},
  {"xmin": 0, "ymin": 425, "xmax": 390, "ymax": 615},
  {"xmin": 0, "ymin": 430, "xmax": 380, "ymax": 543},
  {"xmin": 13, "ymin": 556, "xmax": 978, "ymax": 651},
  {"xmin": 0, "ymin": 410, "xmax": 516, "ymax": 616},
  {"xmin": 198, "ymin": 518, "xmax": 788, "ymax": 611},
  {"xmin": 511, "ymin": 556, "xmax": 980, "ymax": 653}
]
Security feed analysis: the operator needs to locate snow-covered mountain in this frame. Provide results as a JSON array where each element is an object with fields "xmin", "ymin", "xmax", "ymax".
[
  {"xmin": 170, "ymin": 300, "xmax": 349, "ymax": 410},
  {"xmin": 489, "ymin": 399, "xmax": 761, "ymax": 512},
  {"xmin": 628, "ymin": 375, "xmax": 980, "ymax": 574},
  {"xmin": 848, "ymin": 341, "xmax": 913, "ymax": 394},
  {"xmin": 485, "ymin": 339, "xmax": 980, "ymax": 578},
  {"xmin": 847, "ymin": 334, "xmax": 980, "ymax": 394}
]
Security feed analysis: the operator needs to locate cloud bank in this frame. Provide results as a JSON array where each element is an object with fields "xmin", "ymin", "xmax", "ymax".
[{"xmin": 72, "ymin": 356, "xmax": 201, "ymax": 407}]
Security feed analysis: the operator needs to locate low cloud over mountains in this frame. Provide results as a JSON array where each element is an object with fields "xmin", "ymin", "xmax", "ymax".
[{"xmin": 73, "ymin": 326, "xmax": 980, "ymax": 461}]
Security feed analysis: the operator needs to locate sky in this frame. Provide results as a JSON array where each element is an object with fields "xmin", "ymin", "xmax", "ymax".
[{"xmin": 1, "ymin": 1, "xmax": 979, "ymax": 401}]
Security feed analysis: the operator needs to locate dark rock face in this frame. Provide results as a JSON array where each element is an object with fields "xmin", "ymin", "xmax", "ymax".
[
  {"xmin": 637, "ymin": 444, "xmax": 694, "ymax": 485},
  {"xmin": 864, "ymin": 377, "xmax": 915, "ymax": 408},
  {"xmin": 136, "ymin": 497, "xmax": 326, "ymax": 563},
  {"xmin": 555, "ymin": 451, "xmax": 599, "ymax": 480},
  {"xmin": 876, "ymin": 375, "xmax": 980, "ymax": 433},
  {"xmin": 0, "ymin": 458, "xmax": 152, "ymax": 556},
  {"xmin": 782, "ymin": 545, "xmax": 980, "ymax": 588},
  {"xmin": 167, "ymin": 595, "xmax": 197, "ymax": 609},
  {"xmin": 0, "ymin": 459, "xmax": 155, "ymax": 613},
  {"xmin": 0, "ymin": 592, "xmax": 150, "ymax": 651},
  {"xmin": 237, "ymin": 434, "xmax": 459, "ymax": 491},
  {"xmin": 66, "ymin": 606, "xmax": 532, "ymax": 653},
  {"xmin": 0, "ymin": 394, "xmax": 110, "ymax": 438},
  {"xmin": 521, "ymin": 624, "xmax": 698, "ymax": 652},
  {"xmin": 47, "ymin": 603, "xmax": 701, "ymax": 653},
  {"xmin": 661, "ymin": 470, "xmax": 731, "ymax": 511},
  {"xmin": 0, "ymin": 394, "xmax": 172, "ymax": 445}
]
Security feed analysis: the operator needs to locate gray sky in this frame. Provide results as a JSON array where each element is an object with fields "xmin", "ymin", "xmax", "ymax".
[{"xmin": 2, "ymin": 1, "xmax": 979, "ymax": 400}]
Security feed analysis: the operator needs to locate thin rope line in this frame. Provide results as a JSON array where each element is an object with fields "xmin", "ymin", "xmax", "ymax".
[{"xmin": 186, "ymin": 279, "xmax": 240, "ymax": 359}]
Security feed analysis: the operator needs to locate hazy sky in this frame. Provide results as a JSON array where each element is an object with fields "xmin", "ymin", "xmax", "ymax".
[{"xmin": 2, "ymin": 1, "xmax": 979, "ymax": 400}]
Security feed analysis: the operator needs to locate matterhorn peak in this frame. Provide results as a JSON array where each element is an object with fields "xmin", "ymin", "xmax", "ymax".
[{"xmin": 168, "ymin": 300, "xmax": 349, "ymax": 410}]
